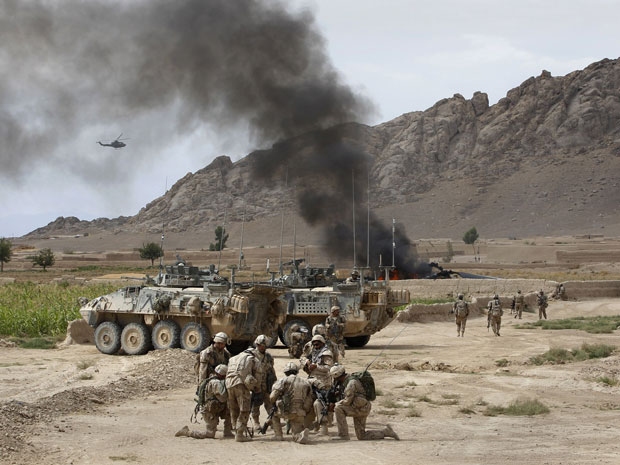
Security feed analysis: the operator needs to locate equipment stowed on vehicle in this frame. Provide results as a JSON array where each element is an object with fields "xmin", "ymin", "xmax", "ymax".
[{"xmin": 79, "ymin": 282, "xmax": 286, "ymax": 356}]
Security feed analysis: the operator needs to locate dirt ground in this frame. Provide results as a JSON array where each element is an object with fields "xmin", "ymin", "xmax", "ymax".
[{"xmin": 2, "ymin": 298, "xmax": 620, "ymax": 465}]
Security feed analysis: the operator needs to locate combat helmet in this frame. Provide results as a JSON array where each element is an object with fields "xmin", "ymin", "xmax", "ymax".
[
  {"xmin": 283, "ymin": 361, "xmax": 299, "ymax": 375},
  {"xmin": 213, "ymin": 332, "xmax": 230, "ymax": 344},
  {"xmin": 254, "ymin": 334, "xmax": 270, "ymax": 347},
  {"xmin": 330, "ymin": 364, "xmax": 345, "ymax": 378},
  {"xmin": 331, "ymin": 305, "xmax": 341, "ymax": 313},
  {"xmin": 311, "ymin": 334, "xmax": 326, "ymax": 345},
  {"xmin": 312, "ymin": 324, "xmax": 326, "ymax": 336},
  {"xmin": 214, "ymin": 364, "xmax": 228, "ymax": 376},
  {"xmin": 457, "ymin": 293, "xmax": 464, "ymax": 300}
]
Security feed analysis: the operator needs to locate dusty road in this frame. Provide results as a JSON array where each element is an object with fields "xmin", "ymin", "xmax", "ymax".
[{"xmin": 2, "ymin": 298, "xmax": 620, "ymax": 465}]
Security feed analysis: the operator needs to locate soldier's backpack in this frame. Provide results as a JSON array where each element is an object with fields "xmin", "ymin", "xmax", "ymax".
[
  {"xmin": 350, "ymin": 370, "xmax": 376, "ymax": 401},
  {"xmin": 455, "ymin": 300, "xmax": 468, "ymax": 317},
  {"xmin": 490, "ymin": 299, "xmax": 502, "ymax": 316}
]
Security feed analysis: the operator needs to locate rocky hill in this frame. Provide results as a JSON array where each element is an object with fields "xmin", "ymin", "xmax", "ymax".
[{"xmin": 28, "ymin": 58, "xmax": 620, "ymax": 248}]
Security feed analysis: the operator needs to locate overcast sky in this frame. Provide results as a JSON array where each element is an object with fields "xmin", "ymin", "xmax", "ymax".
[{"xmin": 1, "ymin": 0, "xmax": 619, "ymax": 238}]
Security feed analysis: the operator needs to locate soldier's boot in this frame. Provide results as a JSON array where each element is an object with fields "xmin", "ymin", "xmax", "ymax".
[
  {"xmin": 252, "ymin": 415, "xmax": 261, "ymax": 432},
  {"xmin": 175, "ymin": 426, "xmax": 190, "ymax": 437},
  {"xmin": 223, "ymin": 426, "xmax": 234, "ymax": 438},
  {"xmin": 235, "ymin": 427, "xmax": 252, "ymax": 443},
  {"xmin": 297, "ymin": 428, "xmax": 310, "ymax": 445},
  {"xmin": 312, "ymin": 421, "xmax": 320, "ymax": 433},
  {"xmin": 383, "ymin": 424, "xmax": 400, "ymax": 440},
  {"xmin": 461, "ymin": 331, "xmax": 465, "ymax": 337},
  {"xmin": 318, "ymin": 425, "xmax": 329, "ymax": 436}
]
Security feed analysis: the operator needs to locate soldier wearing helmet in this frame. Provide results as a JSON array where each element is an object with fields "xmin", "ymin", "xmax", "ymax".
[
  {"xmin": 537, "ymin": 289, "xmax": 548, "ymax": 320},
  {"xmin": 268, "ymin": 362, "xmax": 313, "ymax": 444},
  {"xmin": 329, "ymin": 364, "xmax": 399, "ymax": 441},
  {"xmin": 487, "ymin": 294, "xmax": 503, "ymax": 336},
  {"xmin": 197, "ymin": 332, "xmax": 231, "ymax": 384},
  {"xmin": 513, "ymin": 290, "xmax": 525, "ymax": 320},
  {"xmin": 176, "ymin": 364, "xmax": 232, "ymax": 439},
  {"xmin": 300, "ymin": 335, "xmax": 334, "ymax": 389},
  {"xmin": 225, "ymin": 343, "xmax": 262, "ymax": 442},
  {"xmin": 250, "ymin": 335, "xmax": 277, "ymax": 433},
  {"xmin": 288, "ymin": 323, "xmax": 310, "ymax": 359},
  {"xmin": 325, "ymin": 305, "xmax": 346, "ymax": 359},
  {"xmin": 452, "ymin": 293, "xmax": 470, "ymax": 337}
]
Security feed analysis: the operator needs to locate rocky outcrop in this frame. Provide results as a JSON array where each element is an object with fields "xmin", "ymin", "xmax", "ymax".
[{"xmin": 26, "ymin": 58, "xmax": 620, "ymax": 239}]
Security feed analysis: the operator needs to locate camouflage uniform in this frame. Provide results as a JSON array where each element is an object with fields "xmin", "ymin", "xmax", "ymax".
[
  {"xmin": 330, "ymin": 366, "xmax": 399, "ymax": 441},
  {"xmin": 325, "ymin": 306, "xmax": 346, "ymax": 359},
  {"xmin": 225, "ymin": 348, "xmax": 261, "ymax": 442},
  {"xmin": 513, "ymin": 290, "xmax": 525, "ymax": 319},
  {"xmin": 487, "ymin": 296, "xmax": 503, "ymax": 336},
  {"xmin": 288, "ymin": 325, "xmax": 310, "ymax": 359},
  {"xmin": 175, "ymin": 364, "xmax": 232, "ymax": 439},
  {"xmin": 300, "ymin": 335, "xmax": 334, "ymax": 432},
  {"xmin": 452, "ymin": 295, "xmax": 469, "ymax": 337},
  {"xmin": 250, "ymin": 344, "xmax": 277, "ymax": 431},
  {"xmin": 198, "ymin": 342, "xmax": 231, "ymax": 384},
  {"xmin": 269, "ymin": 363, "xmax": 313, "ymax": 444},
  {"xmin": 537, "ymin": 291, "xmax": 548, "ymax": 320}
]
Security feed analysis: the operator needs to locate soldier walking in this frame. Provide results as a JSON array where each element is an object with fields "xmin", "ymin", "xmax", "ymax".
[
  {"xmin": 225, "ymin": 341, "xmax": 261, "ymax": 442},
  {"xmin": 269, "ymin": 362, "xmax": 314, "ymax": 444},
  {"xmin": 513, "ymin": 290, "xmax": 524, "ymax": 319},
  {"xmin": 451, "ymin": 293, "xmax": 469, "ymax": 337},
  {"xmin": 329, "ymin": 365, "xmax": 399, "ymax": 441},
  {"xmin": 537, "ymin": 290, "xmax": 548, "ymax": 319},
  {"xmin": 487, "ymin": 294, "xmax": 503, "ymax": 336},
  {"xmin": 175, "ymin": 364, "xmax": 233, "ymax": 439}
]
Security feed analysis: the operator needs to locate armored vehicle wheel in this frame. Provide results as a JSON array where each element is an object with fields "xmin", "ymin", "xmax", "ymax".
[
  {"xmin": 94, "ymin": 321, "xmax": 122, "ymax": 355},
  {"xmin": 121, "ymin": 322, "xmax": 152, "ymax": 355},
  {"xmin": 180, "ymin": 322, "xmax": 210, "ymax": 353},
  {"xmin": 345, "ymin": 335, "xmax": 370, "ymax": 348},
  {"xmin": 282, "ymin": 318, "xmax": 311, "ymax": 347},
  {"xmin": 152, "ymin": 320, "xmax": 181, "ymax": 350}
]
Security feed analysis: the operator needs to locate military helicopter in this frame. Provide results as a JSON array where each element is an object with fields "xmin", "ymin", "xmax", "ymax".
[{"xmin": 97, "ymin": 133, "xmax": 129, "ymax": 149}]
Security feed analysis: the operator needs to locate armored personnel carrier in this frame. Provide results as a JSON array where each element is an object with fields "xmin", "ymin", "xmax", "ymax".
[
  {"xmin": 276, "ymin": 264, "xmax": 410, "ymax": 348},
  {"xmin": 80, "ymin": 283, "xmax": 285, "ymax": 356}
]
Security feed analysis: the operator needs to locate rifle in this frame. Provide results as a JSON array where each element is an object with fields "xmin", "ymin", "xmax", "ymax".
[
  {"xmin": 313, "ymin": 386, "xmax": 330, "ymax": 426},
  {"xmin": 258, "ymin": 405, "xmax": 278, "ymax": 435}
]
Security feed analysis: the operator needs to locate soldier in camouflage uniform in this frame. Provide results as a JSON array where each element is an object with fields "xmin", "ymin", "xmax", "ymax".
[
  {"xmin": 329, "ymin": 365, "xmax": 399, "ymax": 441},
  {"xmin": 225, "ymin": 341, "xmax": 262, "ymax": 442},
  {"xmin": 487, "ymin": 294, "xmax": 503, "ymax": 336},
  {"xmin": 288, "ymin": 324, "xmax": 310, "ymax": 359},
  {"xmin": 300, "ymin": 334, "xmax": 334, "ymax": 434},
  {"xmin": 250, "ymin": 335, "xmax": 277, "ymax": 432},
  {"xmin": 513, "ymin": 290, "xmax": 525, "ymax": 319},
  {"xmin": 269, "ymin": 361, "xmax": 313, "ymax": 444},
  {"xmin": 197, "ymin": 332, "xmax": 231, "ymax": 384},
  {"xmin": 325, "ymin": 305, "xmax": 346, "ymax": 359},
  {"xmin": 175, "ymin": 364, "xmax": 233, "ymax": 439},
  {"xmin": 537, "ymin": 290, "xmax": 548, "ymax": 319},
  {"xmin": 451, "ymin": 293, "xmax": 469, "ymax": 337}
]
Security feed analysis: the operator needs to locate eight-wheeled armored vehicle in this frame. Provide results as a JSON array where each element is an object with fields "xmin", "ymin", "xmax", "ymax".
[
  {"xmin": 276, "ymin": 264, "xmax": 410, "ymax": 348},
  {"xmin": 80, "ymin": 283, "xmax": 285, "ymax": 356}
]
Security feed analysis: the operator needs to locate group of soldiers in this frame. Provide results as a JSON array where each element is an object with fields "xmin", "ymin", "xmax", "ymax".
[
  {"xmin": 451, "ymin": 289, "xmax": 551, "ymax": 337},
  {"xmin": 176, "ymin": 307, "xmax": 398, "ymax": 443}
]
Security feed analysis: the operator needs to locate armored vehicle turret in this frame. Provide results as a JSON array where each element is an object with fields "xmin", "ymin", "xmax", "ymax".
[{"xmin": 80, "ymin": 283, "xmax": 285, "ymax": 356}]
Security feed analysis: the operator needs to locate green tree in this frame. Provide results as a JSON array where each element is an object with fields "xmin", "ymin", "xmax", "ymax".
[
  {"xmin": 139, "ymin": 242, "xmax": 164, "ymax": 267},
  {"xmin": 0, "ymin": 238, "xmax": 12, "ymax": 272},
  {"xmin": 209, "ymin": 226, "xmax": 229, "ymax": 251},
  {"xmin": 31, "ymin": 248, "xmax": 55, "ymax": 271},
  {"xmin": 463, "ymin": 227, "xmax": 480, "ymax": 253}
]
